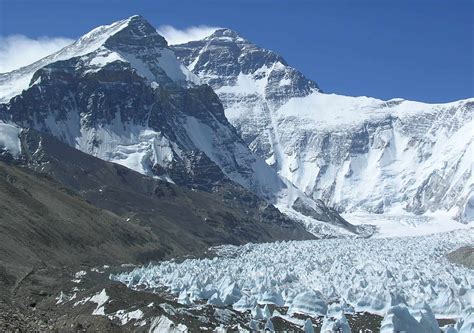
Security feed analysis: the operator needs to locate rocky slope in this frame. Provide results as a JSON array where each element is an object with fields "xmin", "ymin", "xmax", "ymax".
[
  {"xmin": 0, "ymin": 126, "xmax": 313, "ymax": 327},
  {"xmin": 0, "ymin": 159, "xmax": 162, "ymax": 303},
  {"xmin": 15, "ymin": 127, "xmax": 313, "ymax": 249},
  {"xmin": 0, "ymin": 16, "xmax": 362, "ymax": 235},
  {"xmin": 174, "ymin": 29, "xmax": 473, "ymax": 223},
  {"xmin": 0, "ymin": 126, "xmax": 313, "ymax": 279}
]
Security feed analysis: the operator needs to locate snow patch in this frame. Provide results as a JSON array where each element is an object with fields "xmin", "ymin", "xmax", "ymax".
[
  {"xmin": 108, "ymin": 308, "xmax": 144, "ymax": 325},
  {"xmin": 90, "ymin": 289, "xmax": 109, "ymax": 315},
  {"xmin": 150, "ymin": 315, "xmax": 188, "ymax": 332}
]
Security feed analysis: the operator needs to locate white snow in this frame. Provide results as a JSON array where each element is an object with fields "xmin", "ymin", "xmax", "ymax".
[
  {"xmin": 112, "ymin": 228, "xmax": 474, "ymax": 320},
  {"xmin": 274, "ymin": 92, "xmax": 447, "ymax": 130},
  {"xmin": 0, "ymin": 122, "xmax": 21, "ymax": 157},
  {"xmin": 71, "ymin": 120, "xmax": 179, "ymax": 178},
  {"xmin": 216, "ymin": 66, "xmax": 271, "ymax": 96},
  {"xmin": 90, "ymin": 289, "xmax": 110, "ymax": 315},
  {"xmin": 108, "ymin": 308, "xmax": 144, "ymax": 325},
  {"xmin": 86, "ymin": 48, "xmax": 124, "ymax": 69},
  {"xmin": 74, "ymin": 270, "xmax": 87, "ymax": 278},
  {"xmin": 347, "ymin": 212, "xmax": 472, "ymax": 238},
  {"xmin": 152, "ymin": 47, "xmax": 199, "ymax": 84},
  {"xmin": 149, "ymin": 315, "xmax": 188, "ymax": 332},
  {"xmin": 55, "ymin": 291, "xmax": 77, "ymax": 304},
  {"xmin": 74, "ymin": 288, "xmax": 110, "ymax": 315}
]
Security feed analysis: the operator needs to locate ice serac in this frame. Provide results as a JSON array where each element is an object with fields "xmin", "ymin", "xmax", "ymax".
[
  {"xmin": 111, "ymin": 226, "xmax": 474, "ymax": 318},
  {"xmin": 0, "ymin": 16, "xmax": 356, "ymax": 235},
  {"xmin": 112, "ymin": 229, "xmax": 474, "ymax": 319},
  {"xmin": 173, "ymin": 30, "xmax": 474, "ymax": 223}
]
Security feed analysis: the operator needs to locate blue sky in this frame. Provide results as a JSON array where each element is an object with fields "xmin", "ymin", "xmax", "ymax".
[{"xmin": 1, "ymin": 0, "xmax": 472, "ymax": 102}]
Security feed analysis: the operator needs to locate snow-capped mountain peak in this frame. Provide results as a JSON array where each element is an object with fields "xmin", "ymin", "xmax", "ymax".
[
  {"xmin": 207, "ymin": 28, "xmax": 244, "ymax": 40},
  {"xmin": 173, "ymin": 28, "xmax": 320, "ymax": 101},
  {"xmin": 0, "ymin": 15, "xmax": 199, "ymax": 103},
  {"xmin": 202, "ymin": 28, "xmax": 253, "ymax": 46},
  {"xmin": 57, "ymin": 15, "xmax": 162, "ymax": 59}
]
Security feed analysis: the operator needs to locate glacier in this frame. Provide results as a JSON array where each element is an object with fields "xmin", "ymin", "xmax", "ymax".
[{"xmin": 111, "ymin": 228, "xmax": 474, "ymax": 320}]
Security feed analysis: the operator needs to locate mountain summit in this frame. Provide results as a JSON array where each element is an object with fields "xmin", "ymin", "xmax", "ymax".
[
  {"xmin": 174, "ymin": 27, "xmax": 320, "ymax": 102},
  {"xmin": 0, "ymin": 15, "xmax": 199, "ymax": 103}
]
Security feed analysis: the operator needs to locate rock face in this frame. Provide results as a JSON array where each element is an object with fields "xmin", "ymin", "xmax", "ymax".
[
  {"xmin": 0, "ymin": 16, "xmax": 360, "ymax": 234},
  {"xmin": 15, "ymin": 128, "xmax": 313, "ymax": 248},
  {"xmin": 447, "ymin": 246, "xmax": 474, "ymax": 268},
  {"xmin": 173, "ymin": 30, "xmax": 474, "ymax": 222}
]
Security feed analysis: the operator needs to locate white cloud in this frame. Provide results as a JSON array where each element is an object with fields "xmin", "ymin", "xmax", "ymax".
[
  {"xmin": 0, "ymin": 35, "xmax": 74, "ymax": 73},
  {"xmin": 157, "ymin": 25, "xmax": 220, "ymax": 45}
]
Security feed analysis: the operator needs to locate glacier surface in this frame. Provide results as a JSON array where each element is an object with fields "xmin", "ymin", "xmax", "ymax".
[{"xmin": 112, "ymin": 228, "xmax": 474, "ymax": 320}]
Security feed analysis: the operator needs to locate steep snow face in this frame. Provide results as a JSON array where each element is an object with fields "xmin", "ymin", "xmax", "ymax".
[
  {"xmin": 271, "ymin": 95, "xmax": 474, "ymax": 221},
  {"xmin": 112, "ymin": 228, "xmax": 474, "ymax": 319},
  {"xmin": 0, "ymin": 122, "xmax": 21, "ymax": 157},
  {"xmin": 173, "ymin": 32, "xmax": 474, "ymax": 222},
  {"xmin": 0, "ymin": 15, "xmax": 199, "ymax": 103}
]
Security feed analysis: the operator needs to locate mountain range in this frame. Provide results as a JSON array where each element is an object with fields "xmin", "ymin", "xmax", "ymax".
[{"xmin": 0, "ymin": 15, "xmax": 377, "ymax": 238}]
